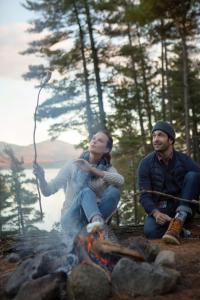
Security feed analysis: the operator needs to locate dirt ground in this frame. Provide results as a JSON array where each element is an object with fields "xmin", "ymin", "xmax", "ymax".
[
  {"xmin": 1, "ymin": 226, "xmax": 200, "ymax": 300},
  {"xmin": 130, "ymin": 239, "xmax": 200, "ymax": 300},
  {"xmin": 111, "ymin": 223, "xmax": 200, "ymax": 300}
]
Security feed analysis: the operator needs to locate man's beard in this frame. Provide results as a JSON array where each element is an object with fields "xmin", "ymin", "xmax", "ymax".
[{"xmin": 153, "ymin": 143, "xmax": 169, "ymax": 152}]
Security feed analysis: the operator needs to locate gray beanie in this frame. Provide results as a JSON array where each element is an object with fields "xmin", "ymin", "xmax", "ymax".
[{"xmin": 152, "ymin": 121, "xmax": 175, "ymax": 143}]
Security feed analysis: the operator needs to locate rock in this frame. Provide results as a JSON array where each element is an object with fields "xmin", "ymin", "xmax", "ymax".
[
  {"xmin": 5, "ymin": 250, "xmax": 78, "ymax": 297},
  {"xmin": 14, "ymin": 272, "xmax": 69, "ymax": 300},
  {"xmin": 128, "ymin": 236, "xmax": 160, "ymax": 262},
  {"xmin": 31, "ymin": 249, "xmax": 78, "ymax": 278},
  {"xmin": 111, "ymin": 257, "xmax": 180, "ymax": 298},
  {"xmin": 6, "ymin": 253, "xmax": 20, "ymax": 263},
  {"xmin": 154, "ymin": 250, "xmax": 176, "ymax": 268},
  {"xmin": 5, "ymin": 258, "xmax": 36, "ymax": 297},
  {"xmin": 69, "ymin": 263, "xmax": 111, "ymax": 300}
]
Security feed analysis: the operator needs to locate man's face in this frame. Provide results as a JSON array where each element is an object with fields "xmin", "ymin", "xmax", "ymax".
[{"xmin": 152, "ymin": 130, "xmax": 173, "ymax": 152}]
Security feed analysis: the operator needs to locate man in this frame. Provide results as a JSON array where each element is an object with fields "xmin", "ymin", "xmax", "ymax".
[{"xmin": 138, "ymin": 121, "xmax": 200, "ymax": 245}]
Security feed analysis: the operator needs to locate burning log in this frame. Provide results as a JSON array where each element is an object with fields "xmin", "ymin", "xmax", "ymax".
[
  {"xmin": 75, "ymin": 227, "xmax": 145, "ymax": 275},
  {"xmin": 91, "ymin": 239, "xmax": 145, "ymax": 262}
]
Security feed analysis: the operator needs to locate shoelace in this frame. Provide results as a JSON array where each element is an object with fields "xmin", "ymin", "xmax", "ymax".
[{"xmin": 168, "ymin": 218, "xmax": 183, "ymax": 233}]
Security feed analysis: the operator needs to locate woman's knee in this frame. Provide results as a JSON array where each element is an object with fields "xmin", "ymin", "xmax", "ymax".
[
  {"xmin": 106, "ymin": 186, "xmax": 120, "ymax": 202},
  {"xmin": 79, "ymin": 186, "xmax": 96, "ymax": 201},
  {"xmin": 82, "ymin": 186, "xmax": 94, "ymax": 194}
]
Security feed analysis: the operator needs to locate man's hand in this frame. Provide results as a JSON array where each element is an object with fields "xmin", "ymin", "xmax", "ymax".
[
  {"xmin": 152, "ymin": 210, "xmax": 172, "ymax": 225},
  {"xmin": 74, "ymin": 159, "xmax": 92, "ymax": 173}
]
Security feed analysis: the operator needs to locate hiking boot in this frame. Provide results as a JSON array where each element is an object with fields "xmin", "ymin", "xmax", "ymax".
[
  {"xmin": 162, "ymin": 218, "xmax": 183, "ymax": 245},
  {"xmin": 87, "ymin": 215, "xmax": 104, "ymax": 233}
]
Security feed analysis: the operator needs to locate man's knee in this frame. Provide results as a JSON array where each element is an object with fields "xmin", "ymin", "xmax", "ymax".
[
  {"xmin": 144, "ymin": 224, "xmax": 158, "ymax": 239},
  {"xmin": 144, "ymin": 217, "xmax": 166, "ymax": 239},
  {"xmin": 184, "ymin": 171, "xmax": 200, "ymax": 184}
]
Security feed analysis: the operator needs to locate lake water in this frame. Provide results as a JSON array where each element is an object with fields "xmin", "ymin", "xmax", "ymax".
[{"xmin": 1, "ymin": 168, "xmax": 64, "ymax": 231}]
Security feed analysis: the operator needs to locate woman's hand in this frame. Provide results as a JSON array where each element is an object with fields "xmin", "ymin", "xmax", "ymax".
[
  {"xmin": 74, "ymin": 159, "xmax": 92, "ymax": 173},
  {"xmin": 33, "ymin": 162, "xmax": 45, "ymax": 178}
]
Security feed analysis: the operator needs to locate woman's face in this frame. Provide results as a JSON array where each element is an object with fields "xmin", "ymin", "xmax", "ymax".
[{"xmin": 88, "ymin": 132, "xmax": 109, "ymax": 156}]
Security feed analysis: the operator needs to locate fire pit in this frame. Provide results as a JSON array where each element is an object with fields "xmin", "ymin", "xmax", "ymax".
[{"xmin": 2, "ymin": 229, "xmax": 180, "ymax": 300}]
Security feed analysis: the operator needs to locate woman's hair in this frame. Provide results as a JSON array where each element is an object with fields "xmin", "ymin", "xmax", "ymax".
[
  {"xmin": 100, "ymin": 130, "xmax": 113, "ymax": 151},
  {"xmin": 99, "ymin": 130, "xmax": 113, "ymax": 164}
]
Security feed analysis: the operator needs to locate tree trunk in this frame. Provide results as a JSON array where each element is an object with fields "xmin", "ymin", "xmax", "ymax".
[
  {"xmin": 84, "ymin": 0, "xmax": 106, "ymax": 129},
  {"xmin": 133, "ymin": 171, "xmax": 138, "ymax": 225},
  {"xmin": 164, "ymin": 41, "xmax": 173, "ymax": 123},
  {"xmin": 15, "ymin": 185, "xmax": 25, "ymax": 234},
  {"xmin": 127, "ymin": 24, "xmax": 148, "ymax": 154},
  {"xmin": 161, "ymin": 34, "xmax": 166, "ymax": 120},
  {"xmin": 136, "ymin": 25, "xmax": 153, "ymax": 133},
  {"xmin": 180, "ymin": 29, "xmax": 190, "ymax": 155},
  {"xmin": 190, "ymin": 96, "xmax": 199, "ymax": 161},
  {"xmin": 73, "ymin": 1, "xmax": 94, "ymax": 139}
]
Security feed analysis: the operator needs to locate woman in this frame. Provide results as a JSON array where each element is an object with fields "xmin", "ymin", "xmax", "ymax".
[{"xmin": 33, "ymin": 130, "xmax": 124, "ymax": 251}]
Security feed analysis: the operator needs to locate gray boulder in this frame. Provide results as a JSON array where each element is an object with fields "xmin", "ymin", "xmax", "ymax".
[{"xmin": 111, "ymin": 257, "xmax": 180, "ymax": 298}]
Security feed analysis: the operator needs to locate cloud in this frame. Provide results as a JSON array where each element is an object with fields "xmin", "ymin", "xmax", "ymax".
[{"xmin": 0, "ymin": 22, "xmax": 44, "ymax": 80}]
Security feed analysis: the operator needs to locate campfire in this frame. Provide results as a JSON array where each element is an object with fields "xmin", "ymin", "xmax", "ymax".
[
  {"xmin": 2, "ymin": 228, "xmax": 181, "ymax": 300},
  {"xmin": 75, "ymin": 226, "xmax": 145, "ymax": 274}
]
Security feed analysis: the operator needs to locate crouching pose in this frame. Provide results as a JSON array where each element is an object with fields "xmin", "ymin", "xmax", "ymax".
[
  {"xmin": 138, "ymin": 121, "xmax": 200, "ymax": 245},
  {"xmin": 33, "ymin": 130, "xmax": 124, "ymax": 251}
]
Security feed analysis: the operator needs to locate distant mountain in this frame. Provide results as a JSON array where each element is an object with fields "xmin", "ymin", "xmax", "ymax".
[{"xmin": 0, "ymin": 140, "xmax": 82, "ymax": 169}]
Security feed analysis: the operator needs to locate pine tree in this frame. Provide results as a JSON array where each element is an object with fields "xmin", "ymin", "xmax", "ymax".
[
  {"xmin": 4, "ymin": 147, "xmax": 41, "ymax": 234},
  {"xmin": 0, "ymin": 174, "xmax": 18, "ymax": 236},
  {"xmin": 22, "ymin": 0, "xmax": 107, "ymax": 138}
]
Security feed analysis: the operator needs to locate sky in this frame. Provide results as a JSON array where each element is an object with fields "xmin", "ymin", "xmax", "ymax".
[{"xmin": 0, "ymin": 0, "xmax": 81, "ymax": 146}]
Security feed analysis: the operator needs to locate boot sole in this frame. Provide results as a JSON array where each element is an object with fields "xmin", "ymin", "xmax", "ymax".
[{"xmin": 162, "ymin": 234, "xmax": 181, "ymax": 245}]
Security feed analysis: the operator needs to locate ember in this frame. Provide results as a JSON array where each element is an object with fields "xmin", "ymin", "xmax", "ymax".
[{"xmin": 75, "ymin": 226, "xmax": 145, "ymax": 273}]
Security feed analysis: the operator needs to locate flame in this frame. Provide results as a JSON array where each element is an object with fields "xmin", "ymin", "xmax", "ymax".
[{"xmin": 86, "ymin": 229, "xmax": 111, "ymax": 269}]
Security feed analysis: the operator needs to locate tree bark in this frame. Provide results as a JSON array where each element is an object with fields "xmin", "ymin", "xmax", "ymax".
[
  {"xmin": 127, "ymin": 24, "xmax": 148, "ymax": 154},
  {"xmin": 180, "ymin": 28, "xmax": 190, "ymax": 155},
  {"xmin": 136, "ymin": 26, "xmax": 153, "ymax": 133},
  {"xmin": 164, "ymin": 41, "xmax": 173, "ymax": 123},
  {"xmin": 84, "ymin": 0, "xmax": 106, "ymax": 129},
  {"xmin": 161, "ymin": 32, "xmax": 166, "ymax": 120},
  {"xmin": 73, "ymin": 1, "xmax": 94, "ymax": 139}
]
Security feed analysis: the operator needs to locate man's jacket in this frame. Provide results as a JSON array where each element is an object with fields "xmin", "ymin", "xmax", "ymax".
[{"xmin": 138, "ymin": 150, "xmax": 200, "ymax": 215}]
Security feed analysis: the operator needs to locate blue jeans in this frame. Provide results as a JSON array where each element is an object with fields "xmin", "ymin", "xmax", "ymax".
[
  {"xmin": 144, "ymin": 171, "xmax": 200, "ymax": 239},
  {"xmin": 61, "ymin": 185, "xmax": 120, "ymax": 251}
]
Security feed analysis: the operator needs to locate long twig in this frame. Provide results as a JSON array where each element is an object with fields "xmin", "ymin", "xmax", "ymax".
[
  {"xmin": 33, "ymin": 85, "xmax": 44, "ymax": 219},
  {"xmin": 33, "ymin": 71, "xmax": 51, "ymax": 219},
  {"xmin": 134, "ymin": 189, "xmax": 200, "ymax": 205}
]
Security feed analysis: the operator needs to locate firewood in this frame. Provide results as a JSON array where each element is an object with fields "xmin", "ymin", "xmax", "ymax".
[{"xmin": 91, "ymin": 239, "xmax": 145, "ymax": 261}]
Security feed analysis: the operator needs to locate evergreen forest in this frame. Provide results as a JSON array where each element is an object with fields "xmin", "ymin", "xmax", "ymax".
[{"xmin": 1, "ymin": 0, "xmax": 200, "ymax": 233}]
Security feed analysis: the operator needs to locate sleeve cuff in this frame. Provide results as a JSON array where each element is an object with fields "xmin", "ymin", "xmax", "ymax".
[{"xmin": 149, "ymin": 208, "xmax": 159, "ymax": 216}]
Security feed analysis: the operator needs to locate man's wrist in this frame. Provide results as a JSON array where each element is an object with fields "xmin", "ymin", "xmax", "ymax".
[{"xmin": 151, "ymin": 209, "xmax": 159, "ymax": 217}]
